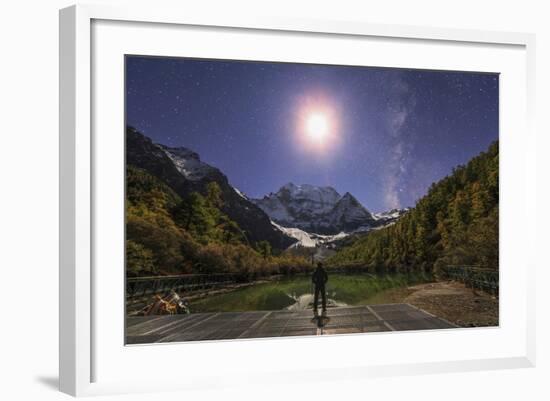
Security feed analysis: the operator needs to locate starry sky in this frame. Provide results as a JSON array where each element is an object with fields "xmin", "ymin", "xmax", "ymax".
[{"xmin": 126, "ymin": 56, "xmax": 498, "ymax": 213}]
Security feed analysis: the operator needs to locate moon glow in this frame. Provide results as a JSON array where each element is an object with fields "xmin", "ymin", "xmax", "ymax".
[
  {"xmin": 294, "ymin": 94, "xmax": 340, "ymax": 155},
  {"xmin": 306, "ymin": 113, "xmax": 329, "ymax": 143}
]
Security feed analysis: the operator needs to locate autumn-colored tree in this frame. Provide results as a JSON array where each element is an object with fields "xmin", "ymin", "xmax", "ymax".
[
  {"xmin": 328, "ymin": 141, "xmax": 499, "ymax": 275},
  {"xmin": 126, "ymin": 166, "xmax": 310, "ymax": 277},
  {"xmin": 126, "ymin": 240, "xmax": 155, "ymax": 275}
]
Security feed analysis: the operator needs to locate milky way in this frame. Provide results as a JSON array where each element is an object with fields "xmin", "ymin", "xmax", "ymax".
[{"xmin": 126, "ymin": 56, "xmax": 498, "ymax": 212}]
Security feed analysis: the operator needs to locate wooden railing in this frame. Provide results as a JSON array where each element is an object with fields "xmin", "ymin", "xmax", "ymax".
[{"xmin": 438, "ymin": 265, "xmax": 499, "ymax": 296}]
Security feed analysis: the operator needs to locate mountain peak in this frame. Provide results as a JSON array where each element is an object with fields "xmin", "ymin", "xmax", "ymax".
[
  {"xmin": 341, "ymin": 191, "xmax": 354, "ymax": 199},
  {"xmin": 159, "ymin": 144, "xmax": 200, "ymax": 160},
  {"xmin": 279, "ymin": 182, "xmax": 338, "ymax": 193},
  {"xmin": 374, "ymin": 208, "xmax": 410, "ymax": 222},
  {"xmin": 339, "ymin": 192, "xmax": 362, "ymax": 206},
  {"xmin": 252, "ymin": 185, "xmax": 376, "ymax": 234},
  {"xmin": 157, "ymin": 144, "xmax": 216, "ymax": 181},
  {"xmin": 126, "ymin": 126, "xmax": 295, "ymax": 250},
  {"xmin": 281, "ymin": 182, "xmax": 297, "ymax": 190}
]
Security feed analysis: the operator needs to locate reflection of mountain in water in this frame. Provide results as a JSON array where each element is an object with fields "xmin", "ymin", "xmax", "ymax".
[{"xmin": 285, "ymin": 292, "xmax": 348, "ymax": 311}]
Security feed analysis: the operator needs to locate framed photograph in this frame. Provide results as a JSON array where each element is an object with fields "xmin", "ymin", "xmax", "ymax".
[{"xmin": 59, "ymin": 4, "xmax": 536, "ymax": 396}]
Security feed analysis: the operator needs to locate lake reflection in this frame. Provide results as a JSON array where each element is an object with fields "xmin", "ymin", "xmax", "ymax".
[
  {"xmin": 189, "ymin": 273, "xmax": 429, "ymax": 313},
  {"xmin": 285, "ymin": 292, "xmax": 348, "ymax": 311}
]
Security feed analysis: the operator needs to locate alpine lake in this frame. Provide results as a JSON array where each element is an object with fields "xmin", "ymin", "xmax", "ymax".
[{"xmin": 188, "ymin": 273, "xmax": 431, "ymax": 313}]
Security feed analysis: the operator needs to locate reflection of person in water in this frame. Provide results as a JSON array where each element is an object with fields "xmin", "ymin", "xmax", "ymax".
[{"xmin": 311, "ymin": 262, "xmax": 328, "ymax": 315}]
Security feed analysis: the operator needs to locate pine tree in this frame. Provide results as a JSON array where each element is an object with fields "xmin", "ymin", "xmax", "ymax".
[
  {"xmin": 328, "ymin": 140, "xmax": 499, "ymax": 274},
  {"xmin": 255, "ymin": 241, "xmax": 272, "ymax": 260}
]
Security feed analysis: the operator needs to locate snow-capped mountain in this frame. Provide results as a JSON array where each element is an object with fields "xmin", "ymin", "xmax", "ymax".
[
  {"xmin": 252, "ymin": 183, "xmax": 377, "ymax": 235},
  {"xmin": 373, "ymin": 208, "xmax": 410, "ymax": 225},
  {"xmin": 127, "ymin": 127, "xmax": 409, "ymax": 251},
  {"xmin": 158, "ymin": 145, "xmax": 217, "ymax": 181},
  {"xmin": 126, "ymin": 127, "xmax": 295, "ymax": 250}
]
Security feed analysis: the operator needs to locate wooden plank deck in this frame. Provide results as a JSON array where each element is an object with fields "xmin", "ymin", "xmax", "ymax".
[{"xmin": 126, "ymin": 303, "xmax": 457, "ymax": 344}]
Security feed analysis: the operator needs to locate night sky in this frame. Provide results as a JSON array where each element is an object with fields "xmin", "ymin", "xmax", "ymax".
[{"xmin": 126, "ymin": 56, "xmax": 498, "ymax": 213}]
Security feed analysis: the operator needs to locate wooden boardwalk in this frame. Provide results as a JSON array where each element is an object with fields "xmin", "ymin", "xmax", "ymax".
[{"xmin": 126, "ymin": 303, "xmax": 457, "ymax": 344}]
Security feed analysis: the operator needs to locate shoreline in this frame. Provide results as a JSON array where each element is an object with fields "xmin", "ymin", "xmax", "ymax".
[
  {"xmin": 365, "ymin": 281, "xmax": 498, "ymax": 327},
  {"xmin": 129, "ymin": 275, "xmax": 498, "ymax": 328}
]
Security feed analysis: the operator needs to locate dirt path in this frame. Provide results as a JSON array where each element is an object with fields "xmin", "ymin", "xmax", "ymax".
[{"xmin": 404, "ymin": 281, "xmax": 498, "ymax": 327}]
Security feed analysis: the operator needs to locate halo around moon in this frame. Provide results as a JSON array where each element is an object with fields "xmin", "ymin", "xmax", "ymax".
[{"xmin": 294, "ymin": 93, "xmax": 340, "ymax": 154}]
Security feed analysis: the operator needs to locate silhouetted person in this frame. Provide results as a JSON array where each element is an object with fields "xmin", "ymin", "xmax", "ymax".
[{"xmin": 312, "ymin": 262, "xmax": 328, "ymax": 315}]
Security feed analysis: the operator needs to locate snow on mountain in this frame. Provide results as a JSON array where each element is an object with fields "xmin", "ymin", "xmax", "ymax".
[
  {"xmin": 271, "ymin": 221, "xmax": 348, "ymax": 248},
  {"xmin": 253, "ymin": 183, "xmax": 376, "ymax": 234},
  {"xmin": 251, "ymin": 192, "xmax": 293, "ymax": 222},
  {"xmin": 128, "ymin": 127, "xmax": 407, "ymax": 249},
  {"xmin": 232, "ymin": 186, "xmax": 248, "ymax": 200},
  {"xmin": 328, "ymin": 192, "xmax": 374, "ymax": 227},
  {"xmin": 126, "ymin": 128, "xmax": 295, "ymax": 249},
  {"xmin": 158, "ymin": 145, "xmax": 216, "ymax": 181},
  {"xmin": 278, "ymin": 183, "xmax": 341, "ymax": 216},
  {"xmin": 373, "ymin": 208, "xmax": 410, "ymax": 223}
]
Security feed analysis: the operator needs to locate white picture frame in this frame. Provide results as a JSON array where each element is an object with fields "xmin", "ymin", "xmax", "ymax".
[{"xmin": 59, "ymin": 4, "xmax": 536, "ymax": 397}]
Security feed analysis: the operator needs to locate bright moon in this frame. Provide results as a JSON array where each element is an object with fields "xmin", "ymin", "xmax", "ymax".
[
  {"xmin": 294, "ymin": 94, "xmax": 340, "ymax": 154},
  {"xmin": 306, "ymin": 113, "xmax": 329, "ymax": 142}
]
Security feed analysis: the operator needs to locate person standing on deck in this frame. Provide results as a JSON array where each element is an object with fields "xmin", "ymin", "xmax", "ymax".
[{"xmin": 312, "ymin": 262, "xmax": 328, "ymax": 316}]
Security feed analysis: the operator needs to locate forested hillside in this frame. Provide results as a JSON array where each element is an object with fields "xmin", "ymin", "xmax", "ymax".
[
  {"xmin": 126, "ymin": 166, "xmax": 310, "ymax": 277},
  {"xmin": 328, "ymin": 141, "xmax": 499, "ymax": 274},
  {"xmin": 127, "ymin": 127, "xmax": 294, "ymax": 250}
]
